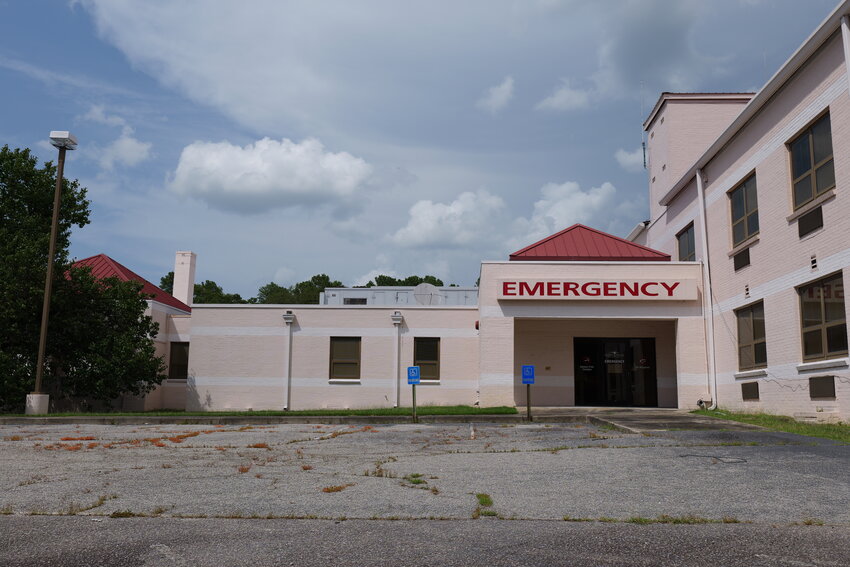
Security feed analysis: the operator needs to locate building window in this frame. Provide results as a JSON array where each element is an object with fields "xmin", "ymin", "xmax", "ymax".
[
  {"xmin": 741, "ymin": 382, "xmax": 760, "ymax": 401},
  {"xmin": 730, "ymin": 174, "xmax": 759, "ymax": 246},
  {"xmin": 168, "ymin": 342, "xmax": 190, "ymax": 381},
  {"xmin": 809, "ymin": 376, "xmax": 836, "ymax": 399},
  {"xmin": 414, "ymin": 337, "xmax": 440, "ymax": 380},
  {"xmin": 790, "ymin": 113, "xmax": 835, "ymax": 209},
  {"xmin": 343, "ymin": 297, "xmax": 368, "ymax": 305},
  {"xmin": 330, "ymin": 337, "xmax": 361, "ymax": 380},
  {"xmin": 677, "ymin": 223, "xmax": 695, "ymax": 261},
  {"xmin": 798, "ymin": 206, "xmax": 823, "ymax": 238},
  {"xmin": 736, "ymin": 302, "xmax": 766, "ymax": 370},
  {"xmin": 799, "ymin": 273, "xmax": 847, "ymax": 361}
]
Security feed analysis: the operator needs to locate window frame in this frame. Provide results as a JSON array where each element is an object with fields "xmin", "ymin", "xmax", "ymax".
[
  {"xmin": 329, "ymin": 337, "xmax": 361, "ymax": 380},
  {"xmin": 735, "ymin": 301, "xmax": 767, "ymax": 371},
  {"xmin": 168, "ymin": 341, "xmax": 190, "ymax": 381},
  {"xmin": 676, "ymin": 223, "xmax": 696, "ymax": 262},
  {"xmin": 789, "ymin": 112, "xmax": 835, "ymax": 211},
  {"xmin": 413, "ymin": 337, "xmax": 440, "ymax": 381},
  {"xmin": 728, "ymin": 173, "xmax": 759, "ymax": 247},
  {"xmin": 798, "ymin": 272, "xmax": 847, "ymax": 362}
]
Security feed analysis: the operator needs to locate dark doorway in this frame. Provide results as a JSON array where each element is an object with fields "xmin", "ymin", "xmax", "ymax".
[{"xmin": 574, "ymin": 338, "xmax": 658, "ymax": 407}]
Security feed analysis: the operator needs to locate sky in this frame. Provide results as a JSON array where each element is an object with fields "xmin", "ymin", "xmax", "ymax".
[{"xmin": 0, "ymin": 0, "xmax": 841, "ymax": 296}]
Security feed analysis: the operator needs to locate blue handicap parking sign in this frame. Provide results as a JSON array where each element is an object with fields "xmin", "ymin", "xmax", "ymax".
[
  {"xmin": 408, "ymin": 366, "xmax": 421, "ymax": 384},
  {"xmin": 521, "ymin": 365, "xmax": 535, "ymax": 384}
]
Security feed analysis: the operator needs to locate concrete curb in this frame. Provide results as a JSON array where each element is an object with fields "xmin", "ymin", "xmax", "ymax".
[{"xmin": 0, "ymin": 414, "xmax": 610, "ymax": 426}]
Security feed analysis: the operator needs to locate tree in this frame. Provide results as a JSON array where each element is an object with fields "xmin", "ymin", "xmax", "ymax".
[
  {"xmin": 365, "ymin": 274, "xmax": 444, "ymax": 287},
  {"xmin": 253, "ymin": 274, "xmax": 343, "ymax": 304},
  {"xmin": 159, "ymin": 272, "xmax": 247, "ymax": 304},
  {"xmin": 0, "ymin": 145, "xmax": 165, "ymax": 412}
]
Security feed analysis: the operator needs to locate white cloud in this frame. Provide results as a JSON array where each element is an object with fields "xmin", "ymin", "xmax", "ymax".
[
  {"xmin": 273, "ymin": 266, "xmax": 295, "ymax": 285},
  {"xmin": 99, "ymin": 127, "xmax": 152, "ymax": 170},
  {"xmin": 535, "ymin": 80, "xmax": 591, "ymax": 111},
  {"xmin": 390, "ymin": 189, "xmax": 506, "ymax": 248},
  {"xmin": 168, "ymin": 137, "xmax": 373, "ymax": 214},
  {"xmin": 475, "ymin": 76, "xmax": 515, "ymax": 114},
  {"xmin": 615, "ymin": 147, "xmax": 644, "ymax": 172},
  {"xmin": 82, "ymin": 104, "xmax": 127, "ymax": 127},
  {"xmin": 510, "ymin": 181, "xmax": 618, "ymax": 249},
  {"xmin": 353, "ymin": 268, "xmax": 399, "ymax": 287}
]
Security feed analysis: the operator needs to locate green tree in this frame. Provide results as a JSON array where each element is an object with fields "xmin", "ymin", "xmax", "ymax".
[
  {"xmin": 366, "ymin": 274, "xmax": 444, "ymax": 287},
  {"xmin": 0, "ymin": 145, "xmax": 165, "ymax": 412},
  {"xmin": 253, "ymin": 274, "xmax": 343, "ymax": 304},
  {"xmin": 159, "ymin": 272, "xmax": 247, "ymax": 304}
]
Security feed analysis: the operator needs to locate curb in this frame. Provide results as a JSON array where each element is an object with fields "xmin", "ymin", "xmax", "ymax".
[{"xmin": 0, "ymin": 414, "xmax": 597, "ymax": 426}]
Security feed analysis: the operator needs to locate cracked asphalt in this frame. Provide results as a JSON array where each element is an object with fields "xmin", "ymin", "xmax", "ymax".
[{"xmin": 1, "ymin": 421, "xmax": 847, "ymax": 523}]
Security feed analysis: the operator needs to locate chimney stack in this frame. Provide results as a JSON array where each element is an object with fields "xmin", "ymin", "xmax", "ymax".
[{"xmin": 173, "ymin": 251, "xmax": 196, "ymax": 306}]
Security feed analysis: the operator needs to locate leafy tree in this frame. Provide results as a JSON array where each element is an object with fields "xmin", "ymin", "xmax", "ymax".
[
  {"xmin": 0, "ymin": 145, "xmax": 165, "ymax": 412},
  {"xmin": 159, "ymin": 272, "xmax": 247, "ymax": 304},
  {"xmin": 365, "ymin": 274, "xmax": 444, "ymax": 287},
  {"xmin": 254, "ymin": 274, "xmax": 343, "ymax": 304}
]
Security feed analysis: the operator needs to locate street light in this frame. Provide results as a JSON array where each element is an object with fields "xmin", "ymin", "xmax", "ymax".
[{"xmin": 25, "ymin": 131, "xmax": 78, "ymax": 415}]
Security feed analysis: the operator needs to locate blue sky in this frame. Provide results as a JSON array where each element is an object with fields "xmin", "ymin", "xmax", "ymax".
[{"xmin": 0, "ymin": 0, "xmax": 840, "ymax": 296}]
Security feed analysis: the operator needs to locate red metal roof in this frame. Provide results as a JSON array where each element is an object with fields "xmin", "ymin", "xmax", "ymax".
[
  {"xmin": 509, "ymin": 224, "xmax": 670, "ymax": 262},
  {"xmin": 72, "ymin": 254, "xmax": 191, "ymax": 313}
]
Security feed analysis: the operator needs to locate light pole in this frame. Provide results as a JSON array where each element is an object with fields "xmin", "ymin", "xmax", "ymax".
[{"xmin": 25, "ymin": 131, "xmax": 78, "ymax": 415}]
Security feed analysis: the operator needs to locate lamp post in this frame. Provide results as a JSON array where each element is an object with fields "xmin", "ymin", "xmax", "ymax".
[{"xmin": 25, "ymin": 131, "xmax": 78, "ymax": 415}]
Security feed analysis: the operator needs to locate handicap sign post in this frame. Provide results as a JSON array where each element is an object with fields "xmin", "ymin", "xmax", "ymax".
[
  {"xmin": 522, "ymin": 365, "xmax": 535, "ymax": 422},
  {"xmin": 408, "ymin": 366, "xmax": 420, "ymax": 423}
]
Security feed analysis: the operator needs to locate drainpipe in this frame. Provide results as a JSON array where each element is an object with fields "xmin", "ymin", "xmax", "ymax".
[
  {"xmin": 282, "ymin": 311, "xmax": 296, "ymax": 410},
  {"xmin": 841, "ymin": 16, "xmax": 850, "ymax": 84},
  {"xmin": 391, "ymin": 311, "xmax": 404, "ymax": 407},
  {"xmin": 696, "ymin": 169, "xmax": 718, "ymax": 410}
]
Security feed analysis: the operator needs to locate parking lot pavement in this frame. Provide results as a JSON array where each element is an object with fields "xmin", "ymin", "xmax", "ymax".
[{"xmin": 1, "ymin": 422, "xmax": 848, "ymax": 524}]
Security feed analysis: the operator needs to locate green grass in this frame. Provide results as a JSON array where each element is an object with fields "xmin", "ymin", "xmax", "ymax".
[
  {"xmin": 475, "ymin": 493, "xmax": 493, "ymax": 507},
  {"xmin": 4, "ymin": 405, "xmax": 517, "ymax": 418},
  {"xmin": 693, "ymin": 409, "xmax": 850, "ymax": 443}
]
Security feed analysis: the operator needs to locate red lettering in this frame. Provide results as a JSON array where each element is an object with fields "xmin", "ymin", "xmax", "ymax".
[
  {"xmin": 659, "ymin": 281, "xmax": 680, "ymax": 297},
  {"xmin": 640, "ymin": 282, "xmax": 659, "ymax": 296},
  {"xmin": 519, "ymin": 281, "xmax": 544, "ymax": 296},
  {"xmin": 581, "ymin": 282, "xmax": 601, "ymax": 296},
  {"xmin": 503, "ymin": 282, "xmax": 516, "ymax": 296},
  {"xmin": 563, "ymin": 282, "xmax": 579, "ymax": 296},
  {"xmin": 602, "ymin": 282, "xmax": 617, "ymax": 296},
  {"xmin": 620, "ymin": 282, "xmax": 639, "ymax": 296},
  {"xmin": 546, "ymin": 282, "xmax": 560, "ymax": 296}
]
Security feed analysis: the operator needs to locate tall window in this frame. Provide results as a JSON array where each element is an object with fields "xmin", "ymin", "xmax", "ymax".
[
  {"xmin": 799, "ymin": 273, "xmax": 847, "ymax": 361},
  {"xmin": 677, "ymin": 223, "xmax": 695, "ymax": 261},
  {"xmin": 330, "ymin": 337, "xmax": 361, "ymax": 379},
  {"xmin": 730, "ymin": 174, "xmax": 759, "ymax": 246},
  {"xmin": 735, "ymin": 302, "xmax": 766, "ymax": 370},
  {"xmin": 414, "ymin": 337, "xmax": 440, "ymax": 380},
  {"xmin": 168, "ymin": 342, "xmax": 190, "ymax": 381},
  {"xmin": 790, "ymin": 113, "xmax": 835, "ymax": 209}
]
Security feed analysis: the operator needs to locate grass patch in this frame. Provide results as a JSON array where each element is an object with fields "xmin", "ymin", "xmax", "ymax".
[
  {"xmin": 404, "ymin": 473, "xmax": 427, "ymax": 485},
  {"xmin": 322, "ymin": 484, "xmax": 354, "ymax": 493},
  {"xmin": 475, "ymin": 493, "xmax": 493, "ymax": 508},
  {"xmin": 693, "ymin": 409, "xmax": 850, "ymax": 443},
  {"xmin": 4, "ymin": 405, "xmax": 517, "ymax": 418}
]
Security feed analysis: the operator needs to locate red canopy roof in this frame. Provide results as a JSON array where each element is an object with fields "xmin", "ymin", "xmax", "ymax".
[
  {"xmin": 72, "ymin": 254, "xmax": 191, "ymax": 313},
  {"xmin": 509, "ymin": 224, "xmax": 670, "ymax": 262}
]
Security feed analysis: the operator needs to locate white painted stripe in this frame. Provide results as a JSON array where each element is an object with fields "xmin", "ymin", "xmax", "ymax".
[
  {"xmin": 479, "ymin": 373, "xmax": 512, "ymax": 386},
  {"xmin": 713, "ymin": 248, "xmax": 850, "ymax": 315},
  {"xmin": 677, "ymin": 372, "xmax": 709, "ymax": 386},
  {"xmin": 192, "ymin": 326, "xmax": 478, "ymax": 338},
  {"xmin": 480, "ymin": 305, "xmax": 703, "ymax": 319},
  {"xmin": 192, "ymin": 376, "xmax": 477, "ymax": 389},
  {"xmin": 165, "ymin": 333, "xmax": 190, "ymax": 342}
]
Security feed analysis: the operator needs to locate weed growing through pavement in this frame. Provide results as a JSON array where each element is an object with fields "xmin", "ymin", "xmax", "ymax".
[
  {"xmin": 237, "ymin": 464, "xmax": 252, "ymax": 474},
  {"xmin": 247, "ymin": 443, "xmax": 271, "ymax": 450},
  {"xmin": 322, "ymin": 484, "xmax": 355, "ymax": 493},
  {"xmin": 802, "ymin": 518, "xmax": 825, "ymax": 526},
  {"xmin": 0, "ymin": 504, "xmax": 12, "ymax": 515},
  {"xmin": 301, "ymin": 465, "xmax": 313, "ymax": 471},
  {"xmin": 473, "ymin": 493, "xmax": 496, "ymax": 518}
]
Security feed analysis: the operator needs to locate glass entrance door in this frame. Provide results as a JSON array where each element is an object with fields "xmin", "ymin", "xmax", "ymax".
[{"xmin": 574, "ymin": 337, "xmax": 657, "ymax": 407}]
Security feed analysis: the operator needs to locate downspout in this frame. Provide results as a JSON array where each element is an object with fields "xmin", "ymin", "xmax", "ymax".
[
  {"xmin": 391, "ymin": 311, "xmax": 404, "ymax": 407},
  {"xmin": 696, "ymin": 169, "xmax": 718, "ymax": 410},
  {"xmin": 841, "ymin": 16, "xmax": 850, "ymax": 86},
  {"xmin": 282, "ymin": 311, "xmax": 296, "ymax": 410}
]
